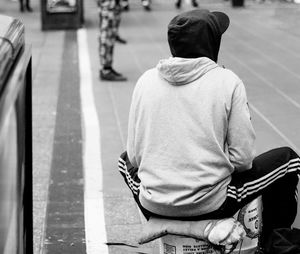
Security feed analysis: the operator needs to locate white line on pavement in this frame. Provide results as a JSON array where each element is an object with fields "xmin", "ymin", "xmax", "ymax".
[
  {"xmin": 226, "ymin": 31, "xmax": 300, "ymax": 83},
  {"xmin": 250, "ymin": 104, "xmax": 300, "ymax": 154},
  {"xmin": 77, "ymin": 28, "xmax": 109, "ymax": 254},
  {"xmin": 223, "ymin": 50, "xmax": 300, "ymax": 110}
]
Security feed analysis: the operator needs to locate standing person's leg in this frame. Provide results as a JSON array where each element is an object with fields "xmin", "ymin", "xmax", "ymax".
[
  {"xmin": 111, "ymin": 3, "xmax": 127, "ymax": 76},
  {"xmin": 98, "ymin": 1, "xmax": 113, "ymax": 71},
  {"xmin": 20, "ymin": 0, "xmax": 32, "ymax": 12},
  {"xmin": 141, "ymin": 0, "xmax": 151, "ymax": 11},
  {"xmin": 19, "ymin": 0, "xmax": 24, "ymax": 12},
  {"xmin": 175, "ymin": 0, "xmax": 181, "ymax": 9},
  {"xmin": 98, "ymin": 0, "xmax": 127, "ymax": 81},
  {"xmin": 191, "ymin": 0, "xmax": 198, "ymax": 7},
  {"xmin": 122, "ymin": 0, "xmax": 129, "ymax": 11},
  {"xmin": 25, "ymin": 0, "xmax": 32, "ymax": 11},
  {"xmin": 114, "ymin": 3, "xmax": 127, "ymax": 44}
]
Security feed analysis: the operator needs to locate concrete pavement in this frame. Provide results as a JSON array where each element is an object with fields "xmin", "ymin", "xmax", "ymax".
[{"xmin": 2, "ymin": 0, "xmax": 300, "ymax": 253}]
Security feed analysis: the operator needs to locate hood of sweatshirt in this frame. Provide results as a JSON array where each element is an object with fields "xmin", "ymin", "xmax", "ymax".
[
  {"xmin": 156, "ymin": 57, "xmax": 218, "ymax": 86},
  {"xmin": 167, "ymin": 9, "xmax": 229, "ymax": 62}
]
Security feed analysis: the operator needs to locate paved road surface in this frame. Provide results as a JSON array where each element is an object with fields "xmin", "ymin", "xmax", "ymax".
[{"xmin": 2, "ymin": 0, "xmax": 300, "ymax": 253}]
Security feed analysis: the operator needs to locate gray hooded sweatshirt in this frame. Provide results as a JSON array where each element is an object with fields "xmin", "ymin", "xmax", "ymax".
[{"xmin": 127, "ymin": 56, "xmax": 256, "ymax": 217}]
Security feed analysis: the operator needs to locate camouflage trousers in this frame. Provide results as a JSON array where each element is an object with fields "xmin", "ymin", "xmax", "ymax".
[{"xmin": 98, "ymin": 0, "xmax": 122, "ymax": 69}]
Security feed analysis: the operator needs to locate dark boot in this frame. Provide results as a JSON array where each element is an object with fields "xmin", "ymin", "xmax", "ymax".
[
  {"xmin": 20, "ymin": 0, "xmax": 24, "ymax": 12},
  {"xmin": 26, "ymin": 5, "xmax": 33, "ymax": 11},
  {"xmin": 100, "ymin": 68, "xmax": 127, "ymax": 81},
  {"xmin": 116, "ymin": 35, "xmax": 127, "ymax": 44},
  {"xmin": 25, "ymin": 0, "xmax": 33, "ymax": 12},
  {"xmin": 122, "ymin": 0, "xmax": 129, "ymax": 11},
  {"xmin": 142, "ymin": 0, "xmax": 151, "ymax": 11},
  {"xmin": 192, "ymin": 0, "xmax": 199, "ymax": 7}
]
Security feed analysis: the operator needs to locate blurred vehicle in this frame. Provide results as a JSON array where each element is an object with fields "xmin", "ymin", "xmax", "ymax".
[{"xmin": 0, "ymin": 15, "xmax": 33, "ymax": 254}]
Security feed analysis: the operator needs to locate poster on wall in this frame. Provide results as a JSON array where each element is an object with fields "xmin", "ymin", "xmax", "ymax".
[{"xmin": 47, "ymin": 0, "xmax": 77, "ymax": 13}]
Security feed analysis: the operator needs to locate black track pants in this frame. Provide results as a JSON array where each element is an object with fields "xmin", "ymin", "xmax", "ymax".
[{"xmin": 118, "ymin": 147, "xmax": 300, "ymax": 239}]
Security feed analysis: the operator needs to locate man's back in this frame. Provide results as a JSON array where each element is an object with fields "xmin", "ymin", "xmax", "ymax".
[{"xmin": 127, "ymin": 56, "xmax": 256, "ymax": 217}]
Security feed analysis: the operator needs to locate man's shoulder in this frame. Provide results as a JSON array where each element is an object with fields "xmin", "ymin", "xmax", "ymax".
[
  {"xmin": 206, "ymin": 67, "xmax": 243, "ymax": 94},
  {"xmin": 137, "ymin": 67, "xmax": 159, "ymax": 83},
  {"xmin": 215, "ymin": 66, "xmax": 240, "ymax": 79},
  {"xmin": 142, "ymin": 67, "xmax": 158, "ymax": 77},
  {"xmin": 212, "ymin": 67, "xmax": 243, "ymax": 88},
  {"xmin": 134, "ymin": 68, "xmax": 160, "ymax": 93}
]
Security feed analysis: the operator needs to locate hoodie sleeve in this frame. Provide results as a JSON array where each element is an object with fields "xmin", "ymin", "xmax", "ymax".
[
  {"xmin": 227, "ymin": 81, "xmax": 256, "ymax": 172},
  {"xmin": 126, "ymin": 85, "xmax": 139, "ymax": 169}
]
